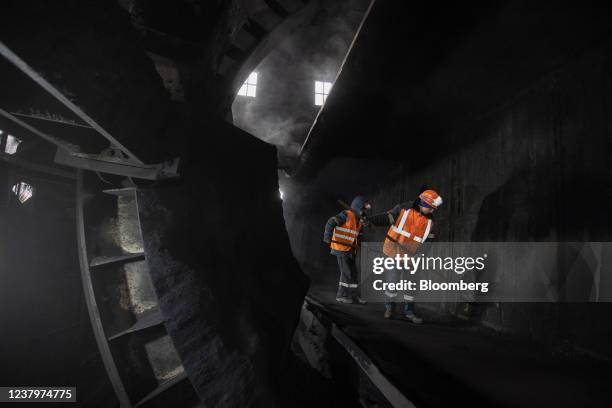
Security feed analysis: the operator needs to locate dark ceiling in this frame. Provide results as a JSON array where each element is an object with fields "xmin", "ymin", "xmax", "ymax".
[{"xmin": 299, "ymin": 0, "xmax": 612, "ymax": 175}]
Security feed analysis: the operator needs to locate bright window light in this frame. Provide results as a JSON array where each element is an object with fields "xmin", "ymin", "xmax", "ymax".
[
  {"xmin": 12, "ymin": 182, "xmax": 34, "ymax": 203},
  {"xmin": 314, "ymin": 81, "xmax": 332, "ymax": 106},
  {"xmin": 5, "ymin": 134, "xmax": 22, "ymax": 155},
  {"xmin": 238, "ymin": 72, "xmax": 258, "ymax": 97}
]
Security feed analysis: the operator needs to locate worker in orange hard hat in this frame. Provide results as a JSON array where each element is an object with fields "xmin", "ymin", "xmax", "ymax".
[
  {"xmin": 323, "ymin": 196, "xmax": 371, "ymax": 304},
  {"xmin": 369, "ymin": 188, "xmax": 443, "ymax": 323}
]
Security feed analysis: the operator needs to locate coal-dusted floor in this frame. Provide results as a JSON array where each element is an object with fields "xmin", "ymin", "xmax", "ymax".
[{"xmin": 305, "ymin": 266, "xmax": 612, "ymax": 408}]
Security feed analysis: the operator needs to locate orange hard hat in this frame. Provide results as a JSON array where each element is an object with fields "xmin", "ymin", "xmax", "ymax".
[{"xmin": 419, "ymin": 189, "xmax": 443, "ymax": 209}]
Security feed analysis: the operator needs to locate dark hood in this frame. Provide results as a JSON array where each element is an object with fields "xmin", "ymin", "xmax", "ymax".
[{"xmin": 350, "ymin": 196, "xmax": 366, "ymax": 212}]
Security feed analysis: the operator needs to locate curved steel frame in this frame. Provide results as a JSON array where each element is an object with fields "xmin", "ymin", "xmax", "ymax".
[{"xmin": 75, "ymin": 169, "xmax": 132, "ymax": 407}]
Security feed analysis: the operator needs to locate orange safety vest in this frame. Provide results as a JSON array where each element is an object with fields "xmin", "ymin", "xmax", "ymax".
[
  {"xmin": 383, "ymin": 208, "xmax": 432, "ymax": 257},
  {"xmin": 331, "ymin": 210, "xmax": 361, "ymax": 252}
]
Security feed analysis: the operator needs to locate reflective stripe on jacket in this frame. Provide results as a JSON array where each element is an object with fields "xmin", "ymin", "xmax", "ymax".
[
  {"xmin": 331, "ymin": 210, "xmax": 361, "ymax": 252},
  {"xmin": 383, "ymin": 208, "xmax": 432, "ymax": 257}
]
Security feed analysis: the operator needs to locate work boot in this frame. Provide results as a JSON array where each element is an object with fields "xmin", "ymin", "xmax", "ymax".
[
  {"xmin": 353, "ymin": 296, "xmax": 367, "ymax": 305},
  {"xmin": 336, "ymin": 297, "xmax": 353, "ymax": 304},
  {"xmin": 404, "ymin": 311, "xmax": 423, "ymax": 324},
  {"xmin": 384, "ymin": 309, "xmax": 393, "ymax": 319}
]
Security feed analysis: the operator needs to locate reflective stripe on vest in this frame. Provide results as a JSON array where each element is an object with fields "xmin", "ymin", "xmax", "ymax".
[
  {"xmin": 383, "ymin": 208, "xmax": 432, "ymax": 256},
  {"xmin": 331, "ymin": 210, "xmax": 361, "ymax": 252}
]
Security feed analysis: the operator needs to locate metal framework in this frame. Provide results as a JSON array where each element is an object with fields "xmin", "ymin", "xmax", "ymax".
[
  {"xmin": 76, "ymin": 170, "xmax": 132, "ymax": 407},
  {"xmin": 9, "ymin": 111, "xmax": 95, "ymax": 129},
  {"xmin": 1, "ymin": 40, "xmax": 189, "ymax": 406},
  {"xmin": 0, "ymin": 41, "xmax": 179, "ymax": 180},
  {"xmin": 76, "ymin": 173, "xmax": 192, "ymax": 406},
  {"xmin": 303, "ymin": 296, "xmax": 416, "ymax": 408}
]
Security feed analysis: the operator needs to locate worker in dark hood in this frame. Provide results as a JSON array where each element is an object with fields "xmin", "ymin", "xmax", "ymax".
[
  {"xmin": 369, "ymin": 189, "xmax": 443, "ymax": 323},
  {"xmin": 323, "ymin": 196, "xmax": 371, "ymax": 304}
]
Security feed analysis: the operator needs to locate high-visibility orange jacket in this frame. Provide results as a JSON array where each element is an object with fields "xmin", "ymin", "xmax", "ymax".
[
  {"xmin": 383, "ymin": 207, "xmax": 432, "ymax": 257},
  {"xmin": 330, "ymin": 210, "xmax": 362, "ymax": 252}
]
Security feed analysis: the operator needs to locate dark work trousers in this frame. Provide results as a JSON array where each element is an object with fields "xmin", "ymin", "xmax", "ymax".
[
  {"xmin": 335, "ymin": 252, "xmax": 359, "ymax": 299},
  {"xmin": 384, "ymin": 267, "xmax": 415, "ymax": 313}
]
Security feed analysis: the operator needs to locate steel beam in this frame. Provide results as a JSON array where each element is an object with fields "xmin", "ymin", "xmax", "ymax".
[
  {"xmin": 108, "ymin": 309, "xmax": 165, "ymax": 341},
  {"xmin": 9, "ymin": 111, "xmax": 93, "ymax": 129},
  {"xmin": 0, "ymin": 108, "xmax": 77, "ymax": 153},
  {"xmin": 89, "ymin": 252, "xmax": 145, "ymax": 268},
  {"xmin": 0, "ymin": 41, "xmax": 143, "ymax": 164},
  {"xmin": 134, "ymin": 371, "xmax": 188, "ymax": 407},
  {"xmin": 1, "ymin": 152, "xmax": 76, "ymax": 180},
  {"xmin": 54, "ymin": 148, "xmax": 179, "ymax": 180}
]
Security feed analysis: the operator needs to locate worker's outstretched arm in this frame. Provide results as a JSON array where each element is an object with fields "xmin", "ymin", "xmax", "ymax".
[
  {"xmin": 367, "ymin": 203, "xmax": 405, "ymax": 226},
  {"xmin": 323, "ymin": 211, "xmax": 347, "ymax": 243}
]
